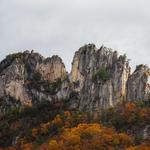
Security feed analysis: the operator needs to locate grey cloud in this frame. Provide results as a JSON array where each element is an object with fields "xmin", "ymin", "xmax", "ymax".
[{"xmin": 0, "ymin": 0, "xmax": 150, "ymax": 71}]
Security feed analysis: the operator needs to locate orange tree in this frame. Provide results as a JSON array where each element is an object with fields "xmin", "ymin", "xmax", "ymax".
[{"xmin": 46, "ymin": 123, "xmax": 133, "ymax": 150}]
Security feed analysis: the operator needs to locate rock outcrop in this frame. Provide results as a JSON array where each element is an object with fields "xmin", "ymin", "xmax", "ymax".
[
  {"xmin": 0, "ymin": 44, "xmax": 150, "ymax": 113},
  {"xmin": 69, "ymin": 44, "xmax": 131, "ymax": 112},
  {"xmin": 0, "ymin": 51, "xmax": 67, "ymax": 112},
  {"xmin": 127, "ymin": 64, "xmax": 150, "ymax": 101},
  {"xmin": 38, "ymin": 55, "xmax": 67, "ymax": 82}
]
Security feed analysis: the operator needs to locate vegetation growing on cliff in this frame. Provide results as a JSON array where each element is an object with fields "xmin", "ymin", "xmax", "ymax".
[
  {"xmin": 33, "ymin": 71, "xmax": 42, "ymax": 81},
  {"xmin": 119, "ymin": 53, "xmax": 127, "ymax": 61},
  {"xmin": 47, "ymin": 78, "xmax": 62, "ymax": 95},
  {"xmin": 92, "ymin": 66, "xmax": 109, "ymax": 82}
]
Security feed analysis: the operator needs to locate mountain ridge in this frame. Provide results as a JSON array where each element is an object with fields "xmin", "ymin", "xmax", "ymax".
[{"xmin": 0, "ymin": 43, "xmax": 150, "ymax": 113}]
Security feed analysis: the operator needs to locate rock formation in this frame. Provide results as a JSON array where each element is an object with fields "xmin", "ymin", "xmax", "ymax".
[
  {"xmin": 69, "ymin": 44, "xmax": 131, "ymax": 112},
  {"xmin": 0, "ymin": 51, "xmax": 67, "ymax": 112},
  {"xmin": 0, "ymin": 44, "xmax": 150, "ymax": 113},
  {"xmin": 127, "ymin": 64, "xmax": 150, "ymax": 101}
]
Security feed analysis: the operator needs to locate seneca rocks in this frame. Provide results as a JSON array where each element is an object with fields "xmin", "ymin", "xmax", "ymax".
[{"xmin": 0, "ymin": 44, "xmax": 150, "ymax": 113}]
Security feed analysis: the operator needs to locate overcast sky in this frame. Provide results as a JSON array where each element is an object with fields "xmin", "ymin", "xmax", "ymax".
[{"xmin": 0, "ymin": 0, "xmax": 150, "ymax": 71}]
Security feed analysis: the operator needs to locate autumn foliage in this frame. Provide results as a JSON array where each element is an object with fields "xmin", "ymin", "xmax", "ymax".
[
  {"xmin": 1, "ymin": 100, "xmax": 150, "ymax": 150},
  {"xmin": 47, "ymin": 123, "xmax": 133, "ymax": 150}
]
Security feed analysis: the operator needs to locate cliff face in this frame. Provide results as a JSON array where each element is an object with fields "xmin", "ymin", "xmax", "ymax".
[
  {"xmin": 38, "ymin": 55, "xmax": 67, "ymax": 82},
  {"xmin": 0, "ymin": 51, "xmax": 67, "ymax": 112},
  {"xmin": 0, "ymin": 44, "xmax": 150, "ymax": 113},
  {"xmin": 70, "ymin": 44, "xmax": 130, "ymax": 111},
  {"xmin": 127, "ymin": 64, "xmax": 150, "ymax": 101}
]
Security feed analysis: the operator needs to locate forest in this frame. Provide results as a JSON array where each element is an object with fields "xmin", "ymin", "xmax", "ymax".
[{"xmin": 1, "ymin": 99, "xmax": 150, "ymax": 150}]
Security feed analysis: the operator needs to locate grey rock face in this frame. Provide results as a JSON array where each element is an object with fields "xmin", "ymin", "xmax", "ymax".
[
  {"xmin": 0, "ymin": 44, "xmax": 150, "ymax": 113},
  {"xmin": 38, "ymin": 55, "xmax": 67, "ymax": 82},
  {"xmin": 0, "ymin": 51, "xmax": 67, "ymax": 113},
  {"xmin": 143, "ymin": 125, "xmax": 150, "ymax": 139},
  {"xmin": 127, "ymin": 64, "xmax": 150, "ymax": 101},
  {"xmin": 70, "ymin": 44, "xmax": 131, "ymax": 112}
]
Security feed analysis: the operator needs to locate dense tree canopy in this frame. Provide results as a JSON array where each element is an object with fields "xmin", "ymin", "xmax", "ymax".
[{"xmin": 1, "ymin": 100, "xmax": 150, "ymax": 150}]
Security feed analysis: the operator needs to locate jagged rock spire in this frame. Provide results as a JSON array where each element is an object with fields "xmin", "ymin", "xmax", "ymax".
[{"xmin": 0, "ymin": 44, "xmax": 149, "ymax": 113}]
